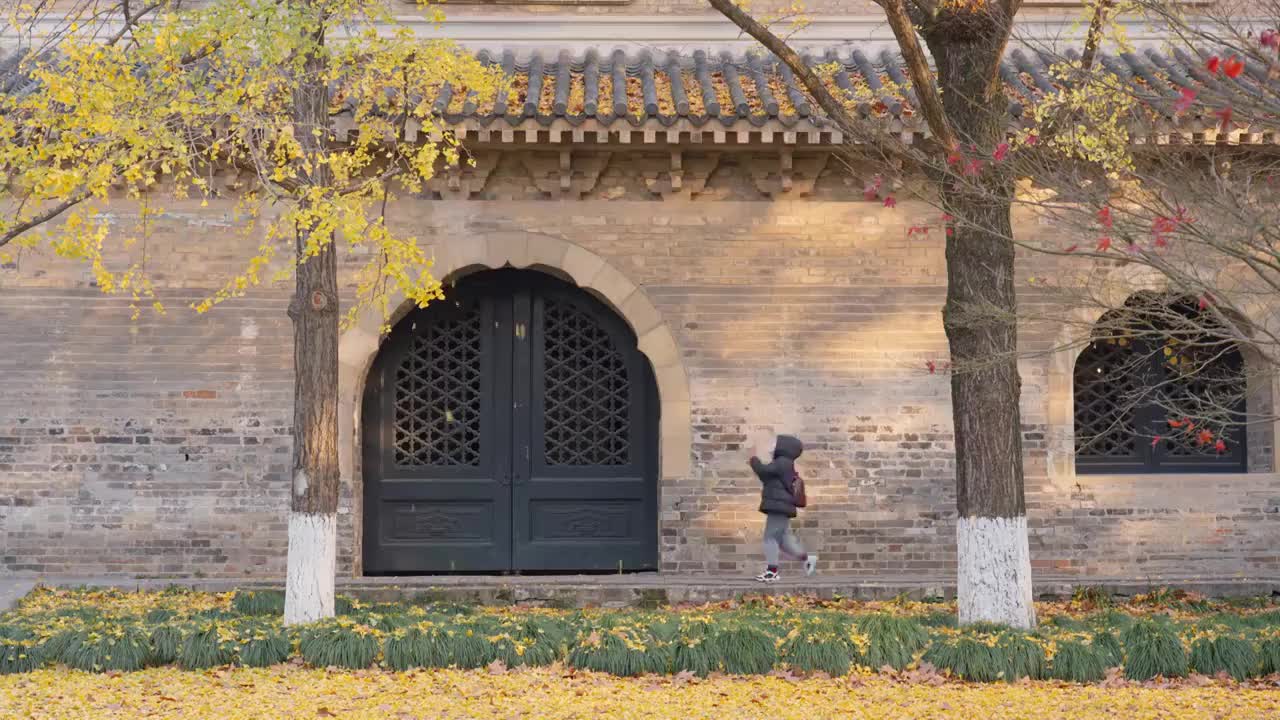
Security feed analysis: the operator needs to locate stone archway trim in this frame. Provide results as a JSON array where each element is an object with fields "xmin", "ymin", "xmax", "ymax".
[
  {"xmin": 336, "ymin": 232, "xmax": 692, "ymax": 496},
  {"xmin": 1042, "ymin": 263, "xmax": 1280, "ymax": 483}
]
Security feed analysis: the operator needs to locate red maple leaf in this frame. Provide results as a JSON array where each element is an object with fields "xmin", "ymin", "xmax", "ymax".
[
  {"xmin": 1151, "ymin": 435, "xmax": 1163, "ymax": 448},
  {"xmin": 1262, "ymin": 29, "xmax": 1279, "ymax": 49},
  {"xmin": 963, "ymin": 159, "xmax": 983, "ymax": 176},
  {"xmin": 1197, "ymin": 429, "xmax": 1215, "ymax": 446},
  {"xmin": 1174, "ymin": 87, "xmax": 1197, "ymax": 114},
  {"xmin": 1168, "ymin": 418, "xmax": 1185, "ymax": 429},
  {"xmin": 1206, "ymin": 55, "xmax": 1222, "ymax": 73},
  {"xmin": 1214, "ymin": 439, "xmax": 1227, "ymax": 453},
  {"xmin": 1024, "ymin": 133, "xmax": 1039, "ymax": 146},
  {"xmin": 926, "ymin": 360, "xmax": 937, "ymax": 374},
  {"xmin": 1153, "ymin": 235, "xmax": 1169, "ymax": 249},
  {"xmin": 1198, "ymin": 294, "xmax": 1213, "ymax": 310},
  {"xmin": 883, "ymin": 196, "xmax": 897, "ymax": 208},
  {"xmin": 1223, "ymin": 55, "xmax": 1245, "ymax": 79},
  {"xmin": 946, "ymin": 152, "xmax": 961, "ymax": 166},
  {"xmin": 908, "ymin": 226, "xmax": 931, "ymax": 236},
  {"xmin": 1097, "ymin": 206, "xmax": 1113, "ymax": 229},
  {"xmin": 1096, "ymin": 236, "xmax": 1113, "ymax": 251},
  {"xmin": 992, "ymin": 142, "xmax": 1010, "ymax": 161}
]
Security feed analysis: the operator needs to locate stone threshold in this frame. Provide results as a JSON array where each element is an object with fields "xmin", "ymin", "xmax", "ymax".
[{"xmin": 6, "ymin": 574, "xmax": 1279, "ymax": 610}]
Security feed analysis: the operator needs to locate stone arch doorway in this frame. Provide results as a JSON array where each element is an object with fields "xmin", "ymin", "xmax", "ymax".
[{"xmin": 361, "ymin": 268, "xmax": 660, "ymax": 574}]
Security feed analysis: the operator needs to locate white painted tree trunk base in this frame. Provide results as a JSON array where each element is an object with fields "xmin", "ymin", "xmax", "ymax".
[
  {"xmin": 956, "ymin": 515, "xmax": 1036, "ymax": 629},
  {"xmin": 284, "ymin": 512, "xmax": 337, "ymax": 626}
]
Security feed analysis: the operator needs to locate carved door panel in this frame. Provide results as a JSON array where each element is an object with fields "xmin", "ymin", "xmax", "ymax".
[
  {"xmin": 513, "ymin": 283, "xmax": 659, "ymax": 571},
  {"xmin": 363, "ymin": 270, "xmax": 657, "ymax": 574},
  {"xmin": 362, "ymin": 286, "xmax": 514, "ymax": 574}
]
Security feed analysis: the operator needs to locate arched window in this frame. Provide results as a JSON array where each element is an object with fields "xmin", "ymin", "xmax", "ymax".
[{"xmin": 1074, "ymin": 292, "xmax": 1247, "ymax": 474}]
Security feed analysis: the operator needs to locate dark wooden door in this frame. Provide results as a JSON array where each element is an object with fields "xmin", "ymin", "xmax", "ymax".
[{"xmin": 363, "ymin": 270, "xmax": 658, "ymax": 574}]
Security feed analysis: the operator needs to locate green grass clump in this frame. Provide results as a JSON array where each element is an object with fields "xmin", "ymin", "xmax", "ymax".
[
  {"xmin": 923, "ymin": 634, "xmax": 1005, "ymax": 682},
  {"xmin": 779, "ymin": 627, "xmax": 854, "ymax": 676},
  {"xmin": 238, "ymin": 625, "xmax": 291, "ymax": 668},
  {"xmin": 1244, "ymin": 610, "xmax": 1280, "ymax": 630},
  {"xmin": 0, "ymin": 636, "xmax": 43, "ymax": 675},
  {"xmin": 148, "ymin": 625, "xmax": 184, "ymax": 665},
  {"xmin": 383, "ymin": 627, "xmax": 446, "ymax": 670},
  {"xmin": 1258, "ymin": 635, "xmax": 1280, "ymax": 674},
  {"xmin": 232, "ymin": 590, "xmax": 286, "ymax": 617},
  {"xmin": 382, "ymin": 622, "xmax": 500, "ymax": 670},
  {"xmin": 1090, "ymin": 629, "xmax": 1124, "ymax": 668},
  {"xmin": 299, "ymin": 621, "xmax": 379, "ymax": 669},
  {"xmin": 60, "ymin": 626, "xmax": 151, "ymax": 672},
  {"xmin": 567, "ymin": 625, "xmax": 668, "ymax": 676},
  {"xmin": 1121, "ymin": 617, "xmax": 1188, "ymax": 680},
  {"xmin": 999, "ymin": 631, "xmax": 1046, "ymax": 680},
  {"xmin": 712, "ymin": 624, "xmax": 777, "ymax": 675},
  {"xmin": 917, "ymin": 611, "xmax": 958, "ymax": 629},
  {"xmin": 145, "ymin": 609, "xmax": 177, "ymax": 624},
  {"xmin": 855, "ymin": 614, "xmax": 928, "ymax": 670},
  {"xmin": 669, "ymin": 619, "xmax": 717, "ymax": 677},
  {"xmin": 1048, "ymin": 639, "xmax": 1107, "ymax": 683},
  {"xmin": 1188, "ymin": 634, "xmax": 1258, "ymax": 680},
  {"xmin": 179, "ymin": 626, "xmax": 237, "ymax": 669},
  {"xmin": 923, "ymin": 628, "xmax": 1044, "ymax": 683},
  {"xmin": 1086, "ymin": 609, "xmax": 1136, "ymax": 632}
]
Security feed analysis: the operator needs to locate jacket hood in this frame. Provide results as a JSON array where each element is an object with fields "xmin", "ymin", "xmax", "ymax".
[{"xmin": 772, "ymin": 434, "xmax": 803, "ymax": 460}]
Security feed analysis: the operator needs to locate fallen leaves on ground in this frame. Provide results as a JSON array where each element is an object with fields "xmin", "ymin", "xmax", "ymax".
[{"xmin": 1, "ymin": 665, "xmax": 1278, "ymax": 720}]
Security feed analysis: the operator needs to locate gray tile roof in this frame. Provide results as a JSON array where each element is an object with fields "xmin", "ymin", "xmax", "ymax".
[
  {"xmin": 369, "ymin": 46, "xmax": 1268, "ymax": 135},
  {"xmin": 4, "ymin": 45, "xmax": 1274, "ymax": 144}
]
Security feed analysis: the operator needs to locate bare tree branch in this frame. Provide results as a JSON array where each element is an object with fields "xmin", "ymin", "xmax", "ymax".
[{"xmin": 878, "ymin": 0, "xmax": 959, "ymax": 151}]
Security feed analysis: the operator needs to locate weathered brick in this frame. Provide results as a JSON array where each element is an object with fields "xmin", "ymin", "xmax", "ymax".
[{"xmin": 0, "ymin": 152, "xmax": 1275, "ymax": 581}]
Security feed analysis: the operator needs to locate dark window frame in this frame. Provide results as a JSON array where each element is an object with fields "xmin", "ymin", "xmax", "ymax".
[{"xmin": 1073, "ymin": 297, "xmax": 1248, "ymax": 475}]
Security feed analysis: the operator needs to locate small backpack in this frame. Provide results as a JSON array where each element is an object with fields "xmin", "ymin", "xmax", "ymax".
[{"xmin": 791, "ymin": 471, "xmax": 808, "ymax": 508}]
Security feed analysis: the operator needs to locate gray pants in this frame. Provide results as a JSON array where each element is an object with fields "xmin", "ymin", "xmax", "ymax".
[{"xmin": 763, "ymin": 513, "xmax": 806, "ymax": 566}]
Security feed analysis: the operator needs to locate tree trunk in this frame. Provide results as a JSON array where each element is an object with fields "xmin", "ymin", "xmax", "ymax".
[
  {"xmin": 283, "ymin": 9, "xmax": 340, "ymax": 626},
  {"xmin": 926, "ymin": 18, "xmax": 1036, "ymax": 629}
]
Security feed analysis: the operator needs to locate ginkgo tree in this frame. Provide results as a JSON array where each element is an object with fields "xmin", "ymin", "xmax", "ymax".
[{"xmin": 0, "ymin": 0, "xmax": 504, "ymax": 623}]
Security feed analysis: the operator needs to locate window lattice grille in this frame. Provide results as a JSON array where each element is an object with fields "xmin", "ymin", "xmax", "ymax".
[
  {"xmin": 1073, "ymin": 295, "xmax": 1247, "ymax": 473},
  {"xmin": 1074, "ymin": 339, "xmax": 1142, "ymax": 459}
]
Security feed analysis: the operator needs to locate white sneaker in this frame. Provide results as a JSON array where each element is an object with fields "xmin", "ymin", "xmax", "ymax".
[
  {"xmin": 804, "ymin": 554, "xmax": 818, "ymax": 577},
  {"xmin": 755, "ymin": 569, "xmax": 780, "ymax": 583}
]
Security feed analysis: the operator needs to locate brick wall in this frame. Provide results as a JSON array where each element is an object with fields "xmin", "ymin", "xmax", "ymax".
[{"xmin": 2, "ymin": 152, "xmax": 1278, "ymax": 580}]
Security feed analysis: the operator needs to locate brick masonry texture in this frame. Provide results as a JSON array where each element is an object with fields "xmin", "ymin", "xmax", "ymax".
[{"xmin": 2, "ymin": 152, "xmax": 1279, "ymax": 580}]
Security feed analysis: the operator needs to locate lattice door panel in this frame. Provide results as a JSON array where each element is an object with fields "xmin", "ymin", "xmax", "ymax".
[
  {"xmin": 392, "ymin": 308, "xmax": 485, "ymax": 467},
  {"xmin": 540, "ymin": 297, "xmax": 631, "ymax": 466}
]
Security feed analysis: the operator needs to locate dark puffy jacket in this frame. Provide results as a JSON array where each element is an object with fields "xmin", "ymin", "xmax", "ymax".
[{"xmin": 751, "ymin": 434, "xmax": 804, "ymax": 517}]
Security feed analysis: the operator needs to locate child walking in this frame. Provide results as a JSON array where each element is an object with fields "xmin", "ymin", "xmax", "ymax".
[{"xmin": 749, "ymin": 434, "xmax": 817, "ymax": 583}]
